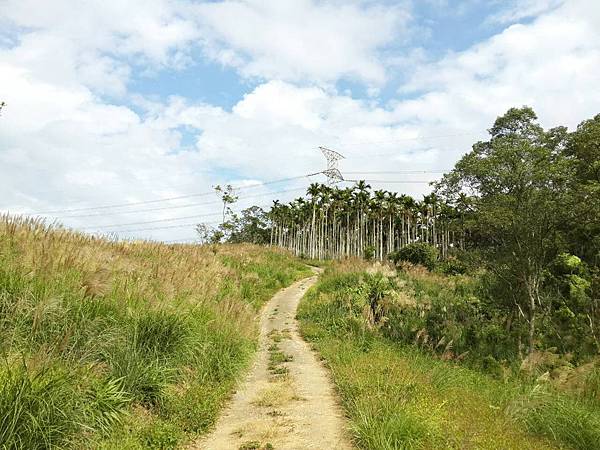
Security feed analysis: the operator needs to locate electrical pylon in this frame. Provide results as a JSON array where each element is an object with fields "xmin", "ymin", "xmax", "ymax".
[{"xmin": 318, "ymin": 146, "xmax": 345, "ymax": 185}]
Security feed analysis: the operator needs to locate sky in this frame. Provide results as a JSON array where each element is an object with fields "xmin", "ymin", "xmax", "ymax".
[{"xmin": 1, "ymin": 0, "xmax": 599, "ymax": 242}]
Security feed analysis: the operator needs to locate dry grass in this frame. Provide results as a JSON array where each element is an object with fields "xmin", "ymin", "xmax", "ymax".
[
  {"xmin": 297, "ymin": 259, "xmax": 561, "ymax": 449},
  {"xmin": 0, "ymin": 214, "xmax": 309, "ymax": 448},
  {"xmin": 252, "ymin": 377, "xmax": 297, "ymax": 408}
]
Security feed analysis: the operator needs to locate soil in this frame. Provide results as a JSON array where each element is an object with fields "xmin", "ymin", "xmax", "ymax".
[{"xmin": 193, "ymin": 271, "xmax": 353, "ymax": 450}]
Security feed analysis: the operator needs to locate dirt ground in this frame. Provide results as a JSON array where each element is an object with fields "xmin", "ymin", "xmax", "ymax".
[{"xmin": 193, "ymin": 272, "xmax": 353, "ymax": 450}]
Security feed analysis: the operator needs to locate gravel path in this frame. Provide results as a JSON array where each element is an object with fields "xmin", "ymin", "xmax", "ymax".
[{"xmin": 194, "ymin": 272, "xmax": 353, "ymax": 450}]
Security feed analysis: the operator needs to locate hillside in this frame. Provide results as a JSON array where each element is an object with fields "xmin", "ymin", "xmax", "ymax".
[
  {"xmin": 0, "ymin": 215, "xmax": 310, "ymax": 449},
  {"xmin": 298, "ymin": 260, "xmax": 600, "ymax": 449}
]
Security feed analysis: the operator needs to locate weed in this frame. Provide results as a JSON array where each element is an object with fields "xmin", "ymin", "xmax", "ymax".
[
  {"xmin": 141, "ymin": 419, "xmax": 181, "ymax": 450},
  {"xmin": 84, "ymin": 376, "xmax": 130, "ymax": 435},
  {"xmin": 0, "ymin": 361, "xmax": 79, "ymax": 450},
  {"xmin": 269, "ymin": 366, "xmax": 289, "ymax": 376},
  {"xmin": 239, "ymin": 441, "xmax": 274, "ymax": 450},
  {"xmin": 0, "ymin": 214, "xmax": 310, "ymax": 447},
  {"xmin": 297, "ymin": 262, "xmax": 559, "ymax": 449},
  {"xmin": 508, "ymin": 385, "xmax": 600, "ymax": 450},
  {"xmin": 269, "ymin": 351, "xmax": 293, "ymax": 365},
  {"xmin": 582, "ymin": 365, "xmax": 600, "ymax": 402}
]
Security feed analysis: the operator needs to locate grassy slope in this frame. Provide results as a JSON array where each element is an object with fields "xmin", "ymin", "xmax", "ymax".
[
  {"xmin": 0, "ymin": 215, "xmax": 310, "ymax": 449},
  {"xmin": 298, "ymin": 261, "xmax": 600, "ymax": 450}
]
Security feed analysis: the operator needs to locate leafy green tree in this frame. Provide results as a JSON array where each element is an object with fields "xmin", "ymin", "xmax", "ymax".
[
  {"xmin": 228, "ymin": 206, "xmax": 270, "ymax": 244},
  {"xmin": 389, "ymin": 242, "xmax": 438, "ymax": 270},
  {"xmin": 565, "ymin": 114, "xmax": 600, "ymax": 266},
  {"xmin": 437, "ymin": 106, "xmax": 573, "ymax": 354}
]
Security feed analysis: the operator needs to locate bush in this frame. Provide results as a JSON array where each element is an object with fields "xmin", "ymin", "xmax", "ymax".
[
  {"xmin": 438, "ymin": 257, "xmax": 468, "ymax": 276},
  {"xmin": 106, "ymin": 343, "xmax": 175, "ymax": 406},
  {"xmin": 0, "ymin": 362, "xmax": 80, "ymax": 450},
  {"xmin": 508, "ymin": 386, "xmax": 600, "ymax": 450},
  {"xmin": 141, "ymin": 419, "xmax": 181, "ymax": 450},
  {"xmin": 389, "ymin": 243, "xmax": 438, "ymax": 270},
  {"xmin": 133, "ymin": 310, "xmax": 190, "ymax": 357},
  {"xmin": 364, "ymin": 246, "xmax": 376, "ymax": 261}
]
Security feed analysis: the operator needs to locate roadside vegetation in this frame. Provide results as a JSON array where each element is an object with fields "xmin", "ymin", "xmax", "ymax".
[
  {"xmin": 0, "ymin": 215, "xmax": 309, "ymax": 449},
  {"xmin": 298, "ymin": 260, "xmax": 600, "ymax": 449},
  {"xmin": 295, "ymin": 108, "xmax": 599, "ymax": 449}
]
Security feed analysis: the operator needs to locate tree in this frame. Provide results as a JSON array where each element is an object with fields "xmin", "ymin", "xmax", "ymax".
[
  {"xmin": 564, "ymin": 114, "xmax": 600, "ymax": 266},
  {"xmin": 267, "ymin": 180, "xmax": 457, "ymax": 261},
  {"xmin": 195, "ymin": 223, "xmax": 219, "ymax": 244},
  {"xmin": 436, "ymin": 106, "xmax": 573, "ymax": 354},
  {"xmin": 228, "ymin": 206, "xmax": 270, "ymax": 244},
  {"xmin": 214, "ymin": 184, "xmax": 238, "ymax": 225},
  {"xmin": 208, "ymin": 184, "xmax": 238, "ymax": 243}
]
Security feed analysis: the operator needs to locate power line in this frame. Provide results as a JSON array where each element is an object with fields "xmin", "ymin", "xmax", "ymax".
[
  {"xmin": 92, "ymin": 221, "xmax": 221, "ymax": 235},
  {"xmin": 79, "ymin": 212, "xmax": 224, "ymax": 230},
  {"xmin": 29, "ymin": 174, "xmax": 314, "ymax": 215},
  {"xmin": 58, "ymin": 198, "xmax": 225, "ymax": 219},
  {"xmin": 343, "ymin": 171, "xmax": 446, "ymax": 175},
  {"xmin": 57, "ymin": 186, "xmax": 310, "ymax": 219},
  {"xmin": 342, "ymin": 179, "xmax": 435, "ymax": 184},
  {"xmin": 163, "ymin": 237, "xmax": 199, "ymax": 244},
  {"xmin": 333, "ymin": 131, "xmax": 480, "ymax": 147},
  {"xmin": 348, "ymin": 149, "xmax": 440, "ymax": 159},
  {"xmin": 82, "ymin": 197, "xmax": 287, "ymax": 231}
]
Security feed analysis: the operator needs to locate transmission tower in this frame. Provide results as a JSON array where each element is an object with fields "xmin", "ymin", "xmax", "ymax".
[{"xmin": 318, "ymin": 146, "xmax": 345, "ymax": 185}]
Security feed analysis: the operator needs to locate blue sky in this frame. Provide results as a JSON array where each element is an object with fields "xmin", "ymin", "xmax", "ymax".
[
  {"xmin": 128, "ymin": 1, "xmax": 513, "ymax": 110},
  {"xmin": 1, "ymin": 0, "xmax": 598, "ymax": 241}
]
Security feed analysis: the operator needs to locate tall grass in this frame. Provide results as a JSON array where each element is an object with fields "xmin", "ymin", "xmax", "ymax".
[
  {"xmin": 0, "ymin": 361, "xmax": 79, "ymax": 450},
  {"xmin": 0, "ymin": 214, "xmax": 310, "ymax": 448},
  {"xmin": 297, "ymin": 261, "xmax": 600, "ymax": 449},
  {"xmin": 508, "ymin": 385, "xmax": 600, "ymax": 450}
]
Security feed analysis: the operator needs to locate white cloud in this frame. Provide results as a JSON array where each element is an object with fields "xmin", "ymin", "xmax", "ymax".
[
  {"xmin": 1, "ymin": 0, "xmax": 600, "ymax": 243},
  {"xmin": 398, "ymin": 0, "xmax": 600, "ymax": 129},
  {"xmin": 0, "ymin": 0, "xmax": 200, "ymax": 95},
  {"xmin": 193, "ymin": 0, "xmax": 411, "ymax": 85},
  {"xmin": 490, "ymin": 0, "xmax": 565, "ymax": 24}
]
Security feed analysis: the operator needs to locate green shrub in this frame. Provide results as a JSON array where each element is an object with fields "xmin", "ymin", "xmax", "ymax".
[
  {"xmin": 83, "ymin": 376, "xmax": 130, "ymax": 436},
  {"xmin": 363, "ymin": 273, "xmax": 394, "ymax": 325},
  {"xmin": 133, "ymin": 310, "xmax": 190, "ymax": 357},
  {"xmin": 141, "ymin": 419, "xmax": 181, "ymax": 450},
  {"xmin": 508, "ymin": 385, "xmax": 600, "ymax": 450},
  {"xmin": 438, "ymin": 257, "xmax": 468, "ymax": 275},
  {"xmin": 389, "ymin": 243, "xmax": 438, "ymax": 270},
  {"xmin": 106, "ymin": 344, "xmax": 174, "ymax": 406},
  {"xmin": 0, "ymin": 362, "xmax": 80, "ymax": 450},
  {"xmin": 364, "ymin": 246, "xmax": 376, "ymax": 261},
  {"xmin": 353, "ymin": 406, "xmax": 440, "ymax": 449}
]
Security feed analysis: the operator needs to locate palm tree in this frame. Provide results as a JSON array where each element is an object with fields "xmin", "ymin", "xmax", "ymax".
[{"xmin": 267, "ymin": 181, "xmax": 458, "ymax": 260}]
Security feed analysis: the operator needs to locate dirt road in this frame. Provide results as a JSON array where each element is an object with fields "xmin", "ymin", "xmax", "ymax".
[{"xmin": 195, "ymin": 273, "xmax": 353, "ymax": 450}]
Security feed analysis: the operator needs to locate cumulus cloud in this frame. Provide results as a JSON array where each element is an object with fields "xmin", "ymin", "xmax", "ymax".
[
  {"xmin": 193, "ymin": 0, "xmax": 411, "ymax": 85},
  {"xmin": 490, "ymin": 0, "xmax": 565, "ymax": 24},
  {"xmin": 1, "ymin": 0, "xmax": 599, "ymax": 242},
  {"xmin": 0, "ymin": 0, "xmax": 200, "ymax": 98},
  {"xmin": 399, "ymin": 0, "xmax": 600, "ymax": 130}
]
